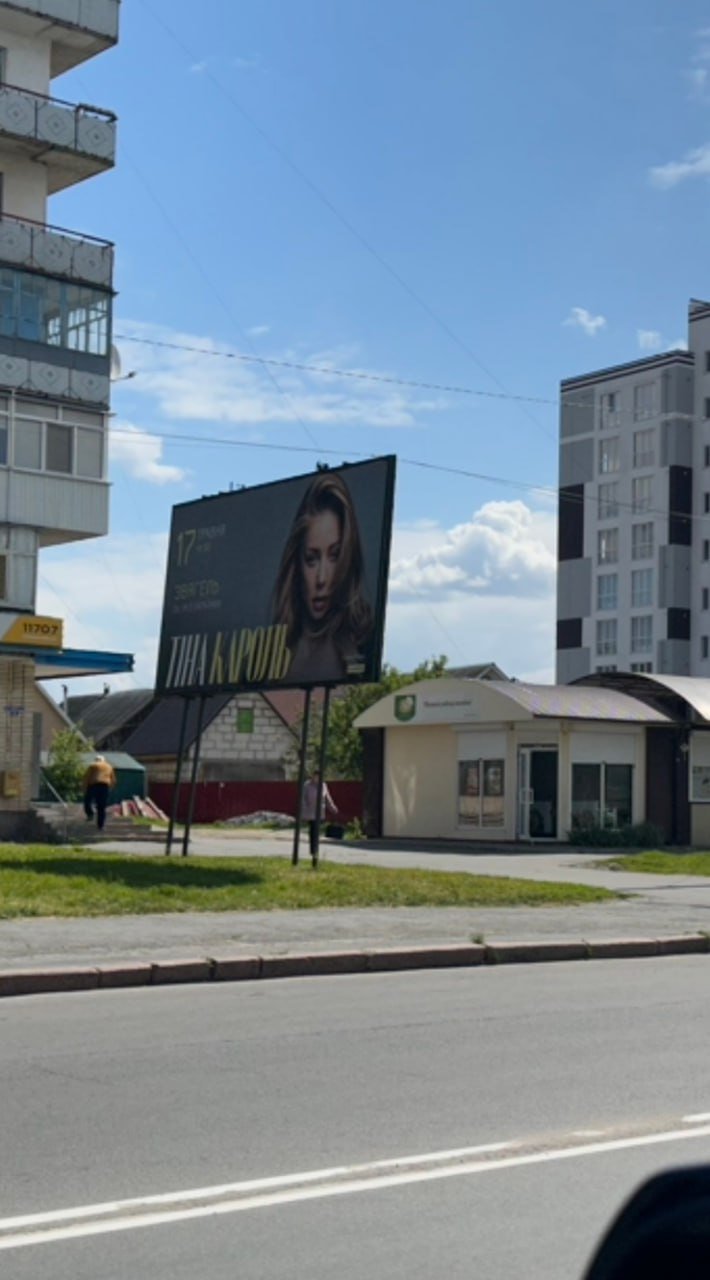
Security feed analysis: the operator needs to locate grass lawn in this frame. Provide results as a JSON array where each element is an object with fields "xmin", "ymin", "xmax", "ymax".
[
  {"xmin": 0, "ymin": 844, "xmax": 619, "ymax": 919},
  {"xmin": 604, "ymin": 851, "xmax": 710, "ymax": 876}
]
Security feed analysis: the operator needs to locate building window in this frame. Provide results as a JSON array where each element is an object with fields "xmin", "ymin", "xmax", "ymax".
[
  {"xmin": 633, "ymin": 428, "xmax": 655, "ymax": 468},
  {"xmin": 705, "ymin": 540, "xmax": 710, "ymax": 562},
  {"xmin": 8, "ymin": 397, "xmax": 105, "ymax": 480},
  {"xmin": 597, "ymin": 481, "xmax": 619, "ymax": 519},
  {"xmin": 596, "ymin": 664, "xmax": 617, "ymax": 673},
  {"xmin": 572, "ymin": 763, "xmax": 632, "ymax": 830},
  {"xmin": 704, "ymin": 587, "xmax": 709, "ymax": 611},
  {"xmin": 631, "ymin": 568, "xmax": 653, "ymax": 608},
  {"xmin": 458, "ymin": 759, "xmax": 504, "ymax": 828},
  {"xmin": 705, "ymin": 398, "xmax": 710, "ymax": 420},
  {"xmin": 633, "ymin": 382, "xmax": 657, "ymax": 420},
  {"xmin": 598, "ymin": 528, "xmax": 618, "ymax": 564},
  {"xmin": 597, "ymin": 574, "xmax": 618, "ymax": 611},
  {"xmin": 703, "ymin": 637, "xmax": 709, "ymax": 661},
  {"xmin": 599, "ymin": 436, "xmax": 620, "ymax": 474},
  {"xmin": 632, "ymin": 522, "xmax": 654, "ymax": 560},
  {"xmin": 631, "ymin": 662, "xmax": 652, "ymax": 673},
  {"xmin": 705, "ymin": 445, "xmax": 710, "ymax": 467},
  {"xmin": 632, "ymin": 476, "xmax": 653, "ymax": 513},
  {"xmin": 599, "ymin": 392, "xmax": 621, "ymax": 428},
  {"xmin": 706, "ymin": 494, "xmax": 710, "ymax": 515},
  {"xmin": 0, "ymin": 268, "xmax": 110, "ymax": 356},
  {"xmin": 236, "ymin": 706, "xmax": 254, "ymax": 733},
  {"xmin": 631, "ymin": 615, "xmax": 653, "ymax": 652},
  {"xmin": 0, "ymin": 526, "xmax": 36, "ymax": 609},
  {"xmin": 596, "ymin": 618, "xmax": 617, "ymax": 655}
]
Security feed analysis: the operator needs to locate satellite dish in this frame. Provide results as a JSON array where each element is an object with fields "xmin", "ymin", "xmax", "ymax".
[{"xmin": 110, "ymin": 344, "xmax": 122, "ymax": 380}]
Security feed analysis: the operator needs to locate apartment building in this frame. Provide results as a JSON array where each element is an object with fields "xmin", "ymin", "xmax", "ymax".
[
  {"xmin": 556, "ymin": 298, "xmax": 710, "ymax": 682},
  {"xmin": 0, "ymin": 1, "xmax": 122, "ymax": 824}
]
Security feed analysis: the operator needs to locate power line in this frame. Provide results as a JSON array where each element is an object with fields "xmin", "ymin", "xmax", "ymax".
[
  {"xmin": 114, "ymin": 330, "xmax": 698, "ymax": 430},
  {"xmin": 136, "ymin": 1, "xmax": 560, "ymax": 451},
  {"xmin": 107, "ymin": 422, "xmax": 707, "ymax": 529}
]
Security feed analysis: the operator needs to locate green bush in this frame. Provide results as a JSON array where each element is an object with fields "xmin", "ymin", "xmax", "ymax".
[
  {"xmin": 568, "ymin": 821, "xmax": 665, "ymax": 848},
  {"xmin": 44, "ymin": 728, "xmax": 90, "ymax": 802}
]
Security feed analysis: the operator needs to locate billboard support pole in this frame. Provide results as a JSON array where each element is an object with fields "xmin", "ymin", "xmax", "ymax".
[
  {"xmin": 182, "ymin": 694, "xmax": 206, "ymax": 857},
  {"xmin": 292, "ymin": 687, "xmax": 312, "ymax": 866},
  {"xmin": 313, "ymin": 685, "xmax": 332, "ymax": 869},
  {"xmin": 165, "ymin": 695, "xmax": 190, "ymax": 856}
]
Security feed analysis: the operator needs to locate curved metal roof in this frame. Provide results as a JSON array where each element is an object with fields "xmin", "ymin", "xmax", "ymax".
[
  {"xmin": 575, "ymin": 672, "xmax": 710, "ymax": 722},
  {"xmin": 354, "ymin": 678, "xmax": 670, "ymax": 729},
  {"xmin": 498, "ymin": 681, "xmax": 670, "ymax": 722}
]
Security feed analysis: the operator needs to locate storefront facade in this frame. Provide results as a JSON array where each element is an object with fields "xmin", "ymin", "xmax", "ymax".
[{"xmin": 356, "ymin": 678, "xmax": 669, "ymax": 843}]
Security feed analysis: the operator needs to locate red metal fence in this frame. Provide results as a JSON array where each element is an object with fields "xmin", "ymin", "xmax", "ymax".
[{"xmin": 150, "ymin": 780, "xmax": 363, "ymax": 826}]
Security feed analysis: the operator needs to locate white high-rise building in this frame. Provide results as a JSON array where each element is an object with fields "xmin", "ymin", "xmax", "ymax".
[
  {"xmin": 556, "ymin": 300, "xmax": 710, "ymax": 683},
  {"xmin": 0, "ymin": 1, "xmax": 120, "ymax": 824}
]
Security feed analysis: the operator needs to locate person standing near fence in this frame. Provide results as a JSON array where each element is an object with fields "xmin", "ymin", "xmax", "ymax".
[
  {"xmin": 302, "ymin": 771, "xmax": 338, "ymax": 864},
  {"xmin": 83, "ymin": 754, "xmax": 116, "ymax": 831}
]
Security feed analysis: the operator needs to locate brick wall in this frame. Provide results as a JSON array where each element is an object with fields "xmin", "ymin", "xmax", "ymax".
[
  {"xmin": 190, "ymin": 695, "xmax": 295, "ymax": 775},
  {"xmin": 0, "ymin": 656, "xmax": 35, "ymax": 810}
]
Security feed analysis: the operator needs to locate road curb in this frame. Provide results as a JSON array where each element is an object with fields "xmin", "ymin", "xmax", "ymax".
[{"xmin": 0, "ymin": 934, "xmax": 709, "ymax": 998}]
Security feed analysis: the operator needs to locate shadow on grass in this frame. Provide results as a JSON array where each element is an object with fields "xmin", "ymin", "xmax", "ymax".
[{"xmin": 0, "ymin": 855, "xmax": 264, "ymax": 891}]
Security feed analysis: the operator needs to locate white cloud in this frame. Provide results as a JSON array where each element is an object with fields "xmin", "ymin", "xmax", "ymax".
[
  {"xmin": 686, "ymin": 66, "xmax": 709, "ymax": 97},
  {"xmin": 37, "ymin": 534, "xmax": 169, "ymax": 695},
  {"xmin": 390, "ymin": 501, "xmax": 556, "ymax": 603},
  {"xmin": 563, "ymin": 307, "xmax": 607, "ymax": 337},
  {"xmin": 384, "ymin": 594, "xmax": 554, "ymax": 683},
  {"xmin": 649, "ymin": 143, "xmax": 710, "ymax": 188},
  {"xmin": 189, "ymin": 61, "xmax": 207, "ymax": 74},
  {"xmin": 110, "ymin": 421, "xmax": 188, "ymax": 485},
  {"xmin": 247, "ymin": 324, "xmax": 270, "ymax": 337},
  {"xmin": 637, "ymin": 329, "xmax": 662, "ymax": 351},
  {"xmin": 115, "ymin": 321, "xmax": 445, "ymax": 430}
]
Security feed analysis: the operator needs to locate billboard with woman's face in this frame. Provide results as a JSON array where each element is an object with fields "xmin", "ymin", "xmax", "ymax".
[{"xmin": 155, "ymin": 456, "xmax": 396, "ymax": 695}]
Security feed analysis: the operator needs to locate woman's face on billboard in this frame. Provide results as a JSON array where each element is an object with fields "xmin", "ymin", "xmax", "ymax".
[{"xmin": 301, "ymin": 509, "xmax": 342, "ymax": 624}]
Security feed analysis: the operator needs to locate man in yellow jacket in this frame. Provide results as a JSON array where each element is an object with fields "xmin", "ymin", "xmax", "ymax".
[{"xmin": 83, "ymin": 754, "xmax": 116, "ymax": 831}]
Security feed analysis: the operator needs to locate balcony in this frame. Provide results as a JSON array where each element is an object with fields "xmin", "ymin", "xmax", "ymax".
[
  {"xmin": 0, "ymin": 83, "xmax": 115, "ymax": 191},
  {"xmin": 0, "ymin": 213, "xmax": 113, "ymax": 288},
  {"xmin": 0, "ymin": 2, "xmax": 119, "ymax": 75}
]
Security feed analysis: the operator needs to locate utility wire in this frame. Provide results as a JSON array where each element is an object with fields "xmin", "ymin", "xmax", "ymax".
[
  {"xmin": 114, "ymin": 329, "xmax": 695, "ymax": 427},
  {"xmin": 136, "ymin": 1, "xmax": 561, "ymax": 450},
  {"xmin": 108, "ymin": 422, "xmax": 708, "ymax": 529}
]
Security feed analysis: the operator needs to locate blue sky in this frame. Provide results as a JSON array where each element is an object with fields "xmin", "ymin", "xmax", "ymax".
[{"xmin": 37, "ymin": 0, "xmax": 710, "ymax": 691}]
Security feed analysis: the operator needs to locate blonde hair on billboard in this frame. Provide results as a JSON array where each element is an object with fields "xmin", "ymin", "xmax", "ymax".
[{"xmin": 272, "ymin": 471, "xmax": 373, "ymax": 657}]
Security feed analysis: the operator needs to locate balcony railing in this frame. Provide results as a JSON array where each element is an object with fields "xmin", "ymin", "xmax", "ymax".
[
  {"xmin": 0, "ymin": 213, "xmax": 113, "ymax": 287},
  {"xmin": 0, "ymin": 83, "xmax": 116, "ymax": 187},
  {"xmin": 2, "ymin": 1, "xmax": 120, "ymax": 43}
]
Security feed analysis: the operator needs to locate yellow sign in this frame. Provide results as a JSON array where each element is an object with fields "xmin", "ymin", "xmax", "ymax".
[{"xmin": 2, "ymin": 614, "xmax": 64, "ymax": 649}]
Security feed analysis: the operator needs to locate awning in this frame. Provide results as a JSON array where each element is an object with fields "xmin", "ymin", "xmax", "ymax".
[{"xmin": 0, "ymin": 643, "xmax": 134, "ymax": 680}]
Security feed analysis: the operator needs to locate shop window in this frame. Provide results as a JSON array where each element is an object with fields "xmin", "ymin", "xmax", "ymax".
[
  {"xmin": 571, "ymin": 763, "xmax": 632, "ymax": 831},
  {"xmin": 458, "ymin": 759, "xmax": 504, "ymax": 828}
]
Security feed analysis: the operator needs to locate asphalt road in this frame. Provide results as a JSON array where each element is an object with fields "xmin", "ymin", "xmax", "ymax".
[{"xmin": 2, "ymin": 958, "xmax": 710, "ymax": 1278}]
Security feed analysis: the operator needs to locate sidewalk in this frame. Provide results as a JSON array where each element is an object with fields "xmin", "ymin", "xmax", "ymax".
[{"xmin": 2, "ymin": 832, "xmax": 710, "ymax": 995}]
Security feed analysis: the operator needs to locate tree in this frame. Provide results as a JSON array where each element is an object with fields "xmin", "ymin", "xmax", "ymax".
[
  {"xmin": 44, "ymin": 727, "xmax": 91, "ymax": 802},
  {"xmin": 291, "ymin": 656, "xmax": 448, "ymax": 781}
]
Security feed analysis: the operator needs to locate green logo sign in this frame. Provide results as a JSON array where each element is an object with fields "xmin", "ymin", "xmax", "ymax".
[{"xmin": 394, "ymin": 694, "xmax": 416, "ymax": 722}]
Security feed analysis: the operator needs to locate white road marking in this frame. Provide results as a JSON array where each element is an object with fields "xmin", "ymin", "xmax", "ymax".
[
  {"xmin": 683, "ymin": 1112, "xmax": 710, "ymax": 1123},
  {"xmin": 2, "ymin": 1124, "xmax": 710, "ymax": 1252}
]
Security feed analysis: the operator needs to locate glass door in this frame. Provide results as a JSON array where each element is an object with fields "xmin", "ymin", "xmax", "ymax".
[{"xmin": 518, "ymin": 747, "xmax": 558, "ymax": 838}]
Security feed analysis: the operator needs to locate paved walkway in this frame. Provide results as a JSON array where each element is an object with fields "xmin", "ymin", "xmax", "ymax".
[{"xmin": 1, "ymin": 832, "xmax": 710, "ymax": 983}]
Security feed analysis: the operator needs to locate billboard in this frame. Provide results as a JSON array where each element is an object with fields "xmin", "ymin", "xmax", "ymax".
[{"xmin": 155, "ymin": 456, "xmax": 396, "ymax": 695}]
